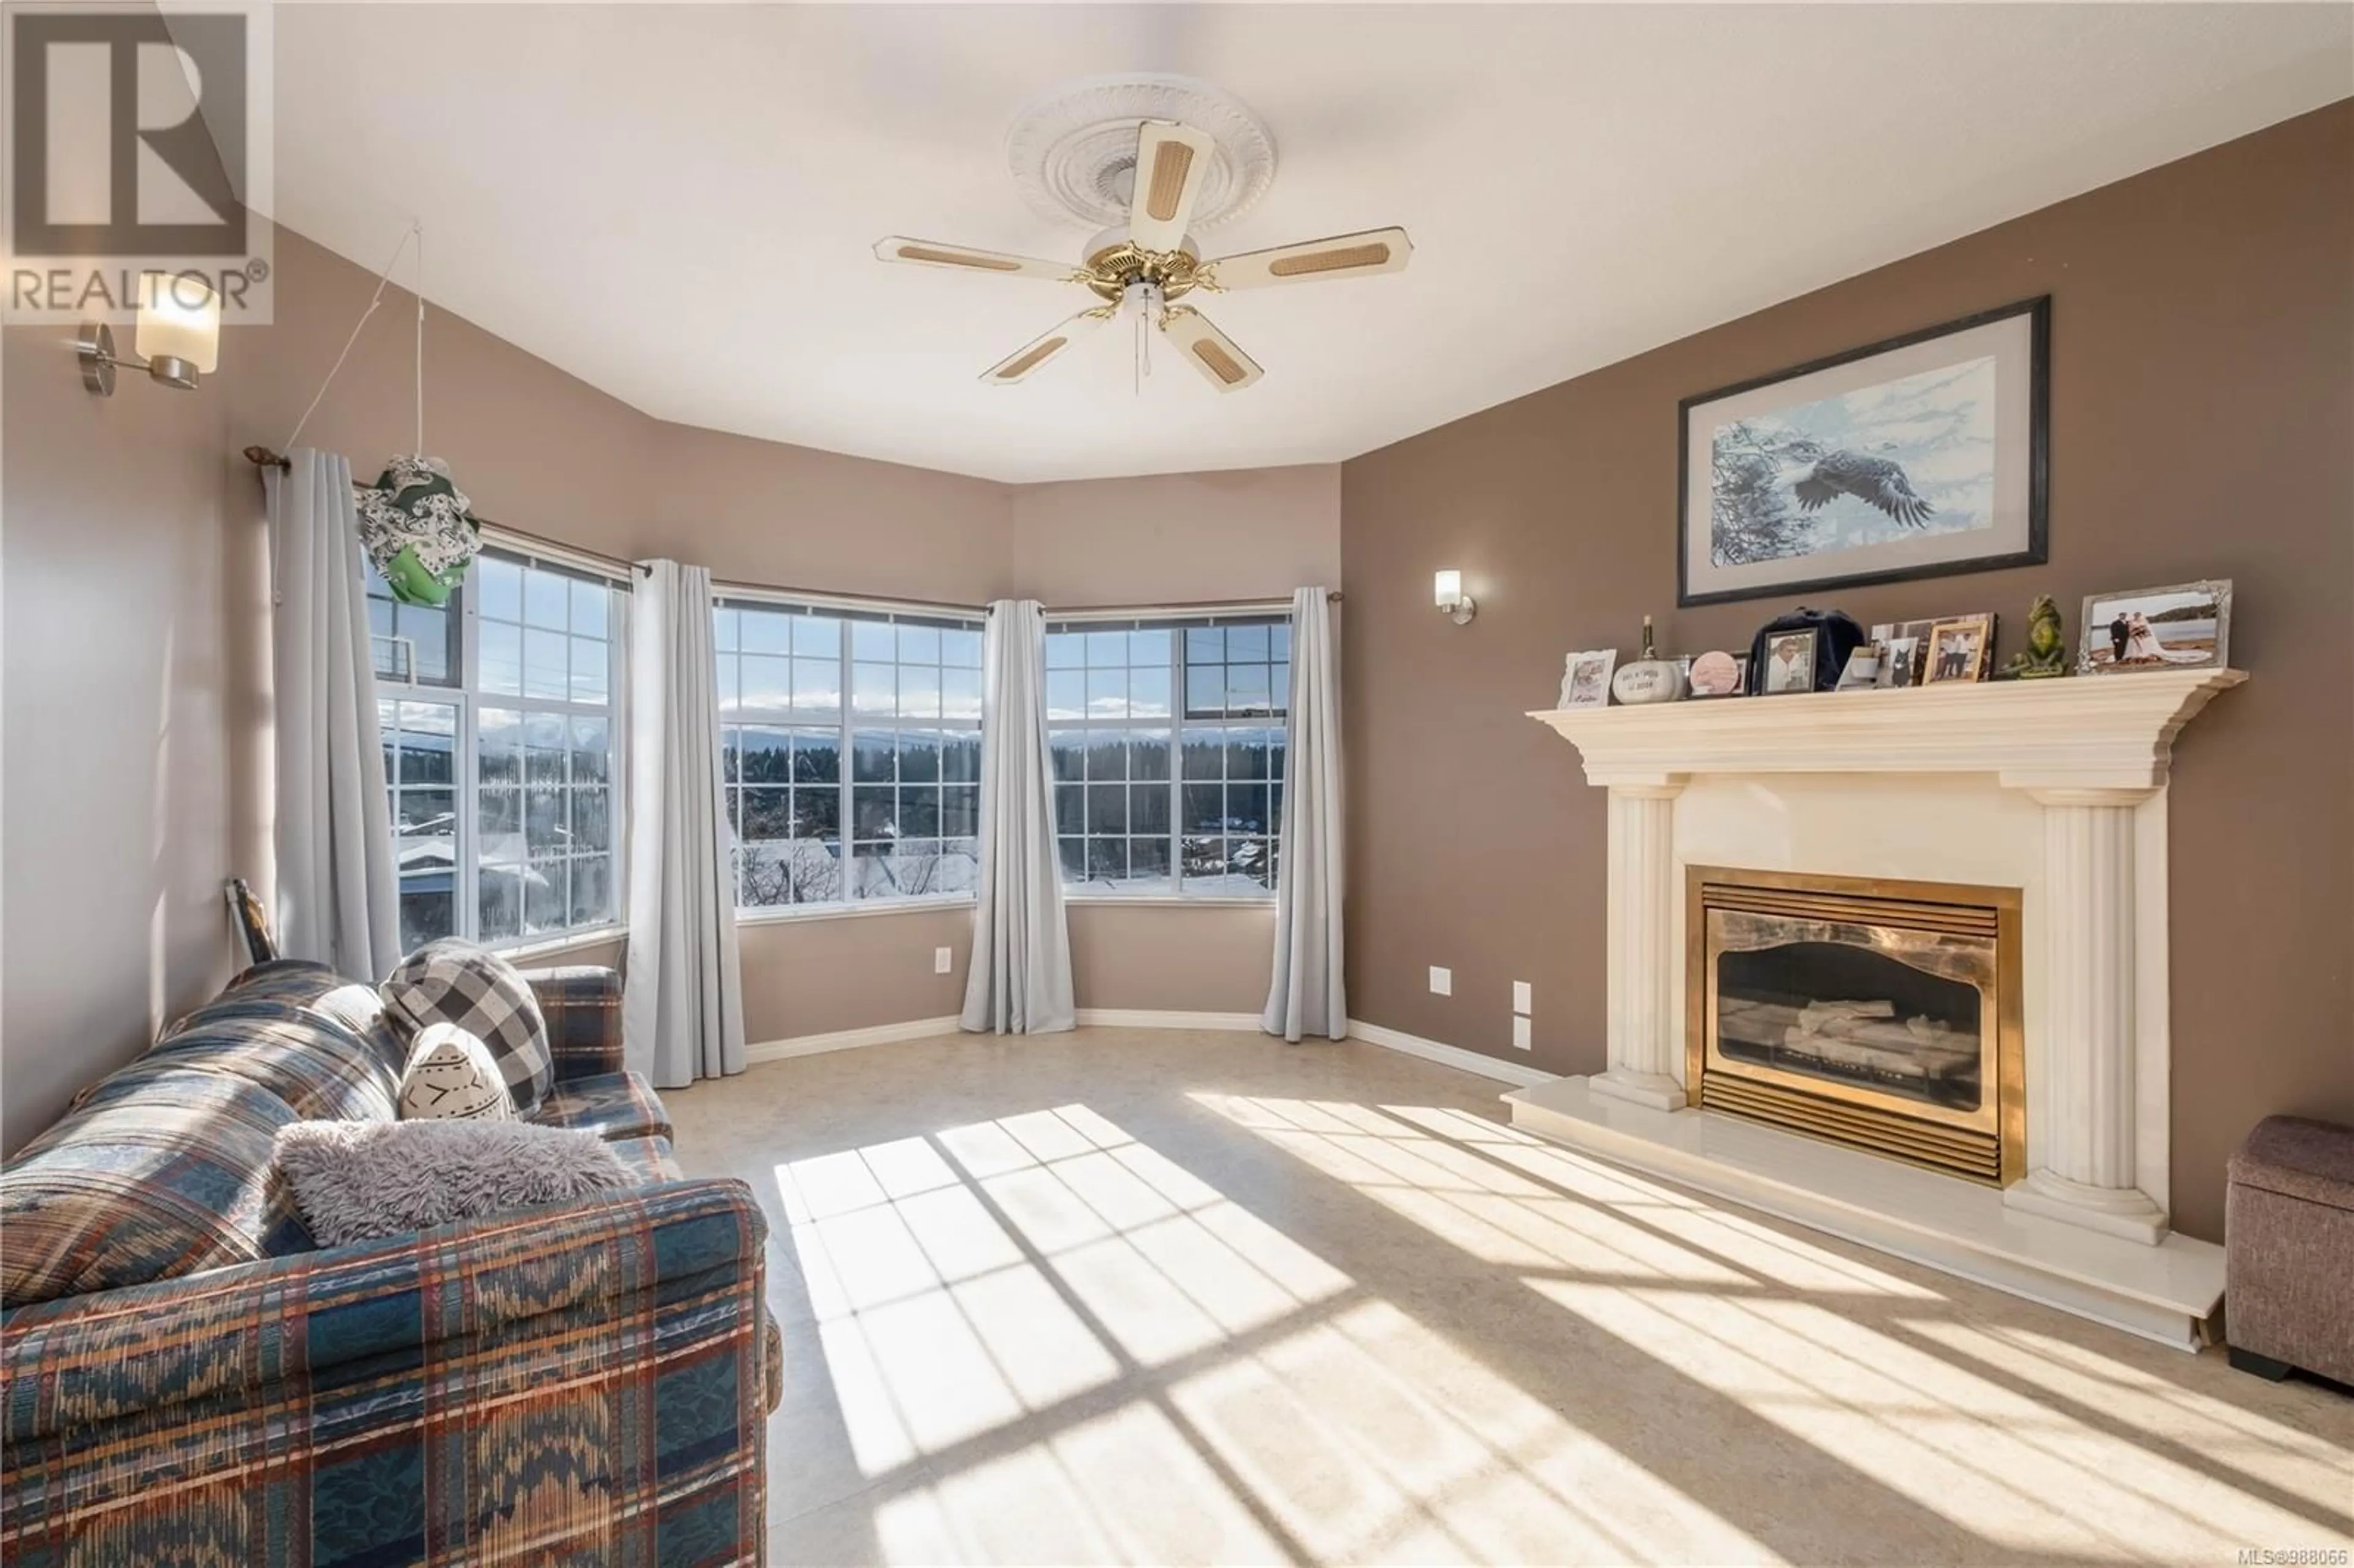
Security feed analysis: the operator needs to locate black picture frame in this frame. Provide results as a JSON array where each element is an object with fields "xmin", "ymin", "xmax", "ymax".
[{"xmin": 1677, "ymin": 297, "xmax": 2049, "ymax": 608}]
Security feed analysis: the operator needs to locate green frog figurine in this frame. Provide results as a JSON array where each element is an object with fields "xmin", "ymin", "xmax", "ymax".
[{"xmin": 2001, "ymin": 595, "xmax": 2071, "ymax": 679}]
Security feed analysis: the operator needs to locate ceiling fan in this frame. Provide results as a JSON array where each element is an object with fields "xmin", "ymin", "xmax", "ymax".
[{"xmin": 874, "ymin": 120, "xmax": 1411, "ymax": 393}]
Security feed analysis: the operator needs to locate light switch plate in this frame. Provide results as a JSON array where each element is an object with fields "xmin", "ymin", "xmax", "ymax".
[
  {"xmin": 1512, "ymin": 981, "xmax": 1533, "ymax": 1015},
  {"xmin": 934, "ymin": 946, "xmax": 953, "ymax": 975},
  {"xmin": 1512, "ymin": 1015, "xmax": 1533, "ymax": 1051},
  {"xmin": 1428, "ymin": 965, "xmax": 1452, "ymax": 997}
]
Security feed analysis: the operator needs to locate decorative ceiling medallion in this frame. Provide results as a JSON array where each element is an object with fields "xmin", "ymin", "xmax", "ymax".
[{"xmin": 1005, "ymin": 74, "xmax": 1276, "ymax": 233}]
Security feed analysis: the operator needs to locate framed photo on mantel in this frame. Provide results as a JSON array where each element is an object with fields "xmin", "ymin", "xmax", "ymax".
[{"xmin": 1677, "ymin": 297, "xmax": 2049, "ymax": 607}]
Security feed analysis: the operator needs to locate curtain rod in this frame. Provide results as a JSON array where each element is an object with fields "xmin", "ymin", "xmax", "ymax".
[
  {"xmin": 243, "ymin": 447, "xmax": 1344, "ymax": 610},
  {"xmin": 1048, "ymin": 592, "xmax": 1341, "ymax": 619},
  {"xmin": 243, "ymin": 444, "xmax": 647, "ymax": 578}
]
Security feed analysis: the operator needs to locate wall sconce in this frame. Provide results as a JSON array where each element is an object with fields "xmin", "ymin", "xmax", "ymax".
[
  {"xmin": 1434, "ymin": 569, "xmax": 1476, "ymax": 625},
  {"xmin": 77, "ymin": 275, "xmax": 220, "ymax": 395}
]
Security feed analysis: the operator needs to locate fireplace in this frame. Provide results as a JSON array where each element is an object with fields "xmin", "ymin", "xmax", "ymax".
[{"xmin": 1686, "ymin": 866, "xmax": 2024, "ymax": 1185}]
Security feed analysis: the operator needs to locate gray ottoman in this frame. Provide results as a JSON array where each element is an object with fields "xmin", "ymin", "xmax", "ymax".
[{"xmin": 2226, "ymin": 1116, "xmax": 2354, "ymax": 1383}]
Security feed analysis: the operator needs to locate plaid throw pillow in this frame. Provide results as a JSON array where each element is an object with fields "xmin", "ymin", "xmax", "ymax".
[{"xmin": 381, "ymin": 940, "xmax": 553, "ymax": 1114}]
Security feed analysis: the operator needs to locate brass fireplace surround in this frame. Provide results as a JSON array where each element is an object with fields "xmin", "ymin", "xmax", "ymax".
[{"xmin": 1686, "ymin": 866, "xmax": 2025, "ymax": 1185}]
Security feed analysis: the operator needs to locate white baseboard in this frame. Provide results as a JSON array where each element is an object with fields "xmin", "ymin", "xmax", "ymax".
[
  {"xmin": 1345, "ymin": 1019, "xmax": 1558, "ymax": 1087},
  {"xmin": 1075, "ymin": 1009, "xmax": 1265, "ymax": 1032},
  {"xmin": 744, "ymin": 1015, "xmax": 961, "ymax": 1063}
]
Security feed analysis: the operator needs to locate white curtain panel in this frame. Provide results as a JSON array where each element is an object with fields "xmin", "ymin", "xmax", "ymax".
[
  {"xmin": 623, "ymin": 559, "xmax": 746, "ymax": 1087},
  {"xmin": 1264, "ymin": 586, "xmax": 1347, "ymax": 1041},
  {"xmin": 264, "ymin": 450, "xmax": 399, "ymax": 980},
  {"xmin": 961, "ymin": 600, "xmax": 1075, "ymax": 1034}
]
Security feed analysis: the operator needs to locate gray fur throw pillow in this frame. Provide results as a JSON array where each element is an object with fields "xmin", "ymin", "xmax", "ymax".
[{"xmin": 273, "ymin": 1119, "xmax": 631, "ymax": 1246}]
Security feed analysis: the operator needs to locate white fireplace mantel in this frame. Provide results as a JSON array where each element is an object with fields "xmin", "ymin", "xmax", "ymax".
[
  {"xmin": 1513, "ymin": 668, "xmax": 2247, "ymax": 1346},
  {"xmin": 1528, "ymin": 668, "xmax": 2246, "ymax": 793}
]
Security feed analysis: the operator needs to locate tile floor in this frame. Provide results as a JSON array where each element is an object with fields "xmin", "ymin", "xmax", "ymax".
[{"xmin": 665, "ymin": 1027, "xmax": 2354, "ymax": 1566}]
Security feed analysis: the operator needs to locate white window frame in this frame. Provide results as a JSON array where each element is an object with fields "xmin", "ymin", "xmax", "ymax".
[
  {"xmin": 1045, "ymin": 607, "xmax": 1292, "ymax": 905},
  {"xmin": 715, "ymin": 589, "xmax": 985, "ymax": 923},
  {"xmin": 373, "ymin": 542, "xmax": 630, "ymax": 954}
]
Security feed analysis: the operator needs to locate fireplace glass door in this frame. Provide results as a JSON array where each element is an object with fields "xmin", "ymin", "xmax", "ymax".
[{"xmin": 1689, "ymin": 869, "xmax": 2023, "ymax": 1183}]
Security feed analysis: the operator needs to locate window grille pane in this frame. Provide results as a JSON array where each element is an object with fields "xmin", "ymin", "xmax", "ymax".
[
  {"xmin": 524, "ymin": 629, "xmax": 569, "ymax": 700},
  {"xmin": 479, "ymin": 866, "xmax": 523, "ymax": 940},
  {"xmin": 942, "ymin": 666, "xmax": 983, "ymax": 721},
  {"xmin": 524, "ymin": 714, "xmax": 567, "ymax": 785},
  {"xmin": 1129, "ymin": 836, "xmax": 1171, "ymax": 886},
  {"xmin": 571, "ymin": 856, "xmax": 612, "ymax": 927},
  {"xmin": 941, "ymin": 786, "xmax": 978, "ymax": 839},
  {"xmin": 478, "ymin": 557, "xmax": 523, "ymax": 623},
  {"xmin": 1129, "ymin": 729, "xmax": 1171, "ymax": 782},
  {"xmin": 575, "ymin": 789, "xmax": 612, "ymax": 853},
  {"xmin": 792, "ymin": 729, "xmax": 840, "ymax": 784},
  {"xmin": 400, "ymin": 878, "xmax": 454, "ymax": 952},
  {"xmin": 1045, "ymin": 669, "xmax": 1086, "ymax": 721},
  {"xmin": 940, "ymin": 733, "xmax": 981, "ymax": 785},
  {"xmin": 570, "ymin": 579, "xmax": 608, "ymax": 639},
  {"xmin": 742, "ymin": 609, "xmax": 790, "ymax": 655},
  {"xmin": 524, "ymin": 861, "xmax": 569, "ymax": 932},
  {"xmin": 793, "ymin": 615, "xmax": 840, "ymax": 658},
  {"xmin": 794, "ymin": 787, "xmax": 840, "ymax": 840},
  {"xmin": 794, "ymin": 658, "xmax": 840, "ymax": 710},
  {"xmin": 571, "ymin": 717, "xmax": 610, "ymax": 784},
  {"xmin": 478, "ymin": 708, "xmax": 521, "ymax": 785},
  {"xmin": 570, "ymin": 636, "xmax": 609, "ymax": 704},
  {"xmin": 741, "ymin": 654, "xmax": 790, "ymax": 709},
  {"xmin": 851, "ymin": 731, "xmax": 894, "ymax": 785},
  {"xmin": 523, "ymin": 568, "xmax": 568, "ymax": 630}
]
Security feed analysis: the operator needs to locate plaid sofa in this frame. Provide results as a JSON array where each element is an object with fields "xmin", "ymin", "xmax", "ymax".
[{"xmin": 0, "ymin": 961, "xmax": 780, "ymax": 1566}]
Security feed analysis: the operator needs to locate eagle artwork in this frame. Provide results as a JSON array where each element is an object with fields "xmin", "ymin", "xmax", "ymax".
[
  {"xmin": 1781, "ymin": 438, "xmax": 1934, "ymax": 528},
  {"xmin": 1702, "ymin": 351, "xmax": 2000, "ymax": 571}
]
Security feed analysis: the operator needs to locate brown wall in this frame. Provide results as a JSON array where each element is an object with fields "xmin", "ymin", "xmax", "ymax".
[
  {"xmin": 1011, "ymin": 466, "xmax": 1340, "ymax": 607},
  {"xmin": 1339, "ymin": 101, "xmax": 2354, "ymax": 1242},
  {"xmin": 1069, "ymin": 904, "xmax": 1278, "ymax": 1018},
  {"xmin": 2, "ymin": 323, "xmax": 240, "ymax": 1154}
]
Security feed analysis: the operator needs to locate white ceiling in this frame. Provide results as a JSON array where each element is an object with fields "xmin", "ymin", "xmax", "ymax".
[{"xmin": 271, "ymin": 5, "xmax": 2350, "ymax": 484}]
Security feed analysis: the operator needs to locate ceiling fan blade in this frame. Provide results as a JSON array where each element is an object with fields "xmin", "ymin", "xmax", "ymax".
[
  {"xmin": 1160, "ymin": 308, "xmax": 1263, "ymax": 393},
  {"xmin": 980, "ymin": 310, "xmax": 1108, "ymax": 386},
  {"xmin": 874, "ymin": 236, "xmax": 1075, "ymax": 281},
  {"xmin": 1203, "ymin": 227, "xmax": 1413, "ymax": 292},
  {"xmin": 1126, "ymin": 121, "xmax": 1216, "ymax": 254}
]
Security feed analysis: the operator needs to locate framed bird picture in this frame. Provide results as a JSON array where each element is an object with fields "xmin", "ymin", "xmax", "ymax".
[{"xmin": 1677, "ymin": 297, "xmax": 2048, "ymax": 607}]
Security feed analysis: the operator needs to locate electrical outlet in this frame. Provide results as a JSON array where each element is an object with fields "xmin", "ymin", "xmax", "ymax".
[
  {"xmin": 934, "ymin": 946, "xmax": 953, "ymax": 975},
  {"xmin": 1428, "ymin": 965, "xmax": 1452, "ymax": 997},
  {"xmin": 1512, "ymin": 1015, "xmax": 1533, "ymax": 1051},
  {"xmin": 1512, "ymin": 981, "xmax": 1533, "ymax": 1015}
]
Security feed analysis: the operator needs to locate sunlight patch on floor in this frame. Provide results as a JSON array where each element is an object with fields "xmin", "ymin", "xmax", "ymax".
[
  {"xmin": 1198, "ymin": 1094, "xmax": 1933, "ymax": 1300},
  {"xmin": 782, "ymin": 1102, "xmax": 1769, "ymax": 1564},
  {"xmin": 1906, "ymin": 1317, "xmax": 2354, "ymax": 1528},
  {"xmin": 1529, "ymin": 1277, "xmax": 2341, "ymax": 1559},
  {"xmin": 1171, "ymin": 1298, "xmax": 1775, "ymax": 1566},
  {"xmin": 874, "ymin": 1400, "xmax": 1289, "ymax": 1567},
  {"xmin": 778, "ymin": 1105, "xmax": 1350, "ymax": 1478}
]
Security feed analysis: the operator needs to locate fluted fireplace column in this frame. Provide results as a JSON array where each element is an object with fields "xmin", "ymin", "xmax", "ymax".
[
  {"xmin": 2004, "ymin": 786, "xmax": 2169, "ymax": 1243},
  {"xmin": 1590, "ymin": 782, "xmax": 1689, "ymax": 1111}
]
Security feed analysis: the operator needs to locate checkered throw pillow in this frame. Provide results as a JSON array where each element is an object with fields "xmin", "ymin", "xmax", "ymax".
[{"xmin": 381, "ymin": 940, "xmax": 553, "ymax": 1114}]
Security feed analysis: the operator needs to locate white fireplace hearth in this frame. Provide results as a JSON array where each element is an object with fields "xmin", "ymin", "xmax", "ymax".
[{"xmin": 1512, "ymin": 668, "xmax": 2244, "ymax": 1347}]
